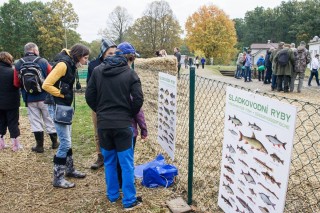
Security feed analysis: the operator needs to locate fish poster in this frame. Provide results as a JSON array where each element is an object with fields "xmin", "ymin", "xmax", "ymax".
[
  {"xmin": 218, "ymin": 87, "xmax": 297, "ymax": 213},
  {"xmin": 157, "ymin": 72, "xmax": 177, "ymax": 160}
]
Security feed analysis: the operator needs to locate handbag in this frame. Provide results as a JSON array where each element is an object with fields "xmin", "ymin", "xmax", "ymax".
[{"xmin": 54, "ymin": 104, "xmax": 74, "ymax": 125}]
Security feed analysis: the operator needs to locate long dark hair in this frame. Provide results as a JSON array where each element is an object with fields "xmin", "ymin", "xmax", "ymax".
[{"xmin": 70, "ymin": 44, "xmax": 90, "ymax": 62}]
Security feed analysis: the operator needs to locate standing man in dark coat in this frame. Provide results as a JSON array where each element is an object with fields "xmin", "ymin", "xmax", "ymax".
[{"xmin": 174, "ymin": 47, "xmax": 181, "ymax": 79}]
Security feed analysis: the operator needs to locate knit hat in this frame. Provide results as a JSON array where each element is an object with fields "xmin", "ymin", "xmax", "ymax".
[
  {"xmin": 116, "ymin": 42, "xmax": 137, "ymax": 55},
  {"xmin": 98, "ymin": 38, "xmax": 116, "ymax": 60}
]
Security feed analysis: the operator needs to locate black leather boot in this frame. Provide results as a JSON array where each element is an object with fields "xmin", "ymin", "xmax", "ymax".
[
  {"xmin": 31, "ymin": 132, "xmax": 44, "ymax": 153},
  {"xmin": 49, "ymin": 133, "xmax": 59, "ymax": 149},
  {"xmin": 90, "ymin": 153, "xmax": 104, "ymax": 170}
]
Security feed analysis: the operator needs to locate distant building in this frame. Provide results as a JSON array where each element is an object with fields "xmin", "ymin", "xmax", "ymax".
[
  {"xmin": 250, "ymin": 40, "xmax": 278, "ymax": 66},
  {"xmin": 308, "ymin": 36, "xmax": 320, "ymax": 58}
]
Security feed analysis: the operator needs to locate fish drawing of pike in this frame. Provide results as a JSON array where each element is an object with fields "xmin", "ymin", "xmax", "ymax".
[
  {"xmin": 239, "ymin": 131, "xmax": 268, "ymax": 154},
  {"xmin": 228, "ymin": 115, "xmax": 242, "ymax": 127},
  {"xmin": 237, "ymin": 145, "xmax": 248, "ymax": 154},
  {"xmin": 258, "ymin": 182, "xmax": 279, "ymax": 200},
  {"xmin": 228, "ymin": 129, "xmax": 238, "ymax": 136},
  {"xmin": 239, "ymin": 159, "xmax": 248, "ymax": 167},
  {"xmin": 247, "ymin": 196, "xmax": 255, "ymax": 205},
  {"xmin": 248, "ymin": 122, "xmax": 261, "ymax": 131},
  {"xmin": 238, "ymin": 179, "xmax": 245, "ymax": 186},
  {"xmin": 236, "ymin": 196, "xmax": 254, "ymax": 213},
  {"xmin": 259, "ymin": 192, "xmax": 276, "ymax": 210},
  {"xmin": 221, "ymin": 195, "xmax": 233, "ymax": 208},
  {"xmin": 223, "ymin": 174, "xmax": 234, "ymax": 184},
  {"xmin": 265, "ymin": 134, "xmax": 287, "ymax": 150},
  {"xmin": 241, "ymin": 170, "xmax": 256, "ymax": 184},
  {"xmin": 224, "ymin": 165, "xmax": 235, "ymax": 174},
  {"xmin": 253, "ymin": 157, "xmax": 273, "ymax": 172},
  {"xmin": 270, "ymin": 153, "xmax": 284, "ymax": 165},
  {"xmin": 261, "ymin": 171, "xmax": 281, "ymax": 188},
  {"xmin": 259, "ymin": 206, "xmax": 270, "ymax": 213},
  {"xmin": 250, "ymin": 167, "xmax": 260, "ymax": 176},
  {"xmin": 222, "ymin": 182, "xmax": 234, "ymax": 195},
  {"xmin": 225, "ymin": 155, "xmax": 235, "ymax": 164},
  {"xmin": 226, "ymin": 144, "xmax": 236, "ymax": 153}
]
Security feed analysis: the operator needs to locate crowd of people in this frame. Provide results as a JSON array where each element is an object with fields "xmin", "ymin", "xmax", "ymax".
[
  {"xmin": 0, "ymin": 39, "xmax": 147, "ymax": 211},
  {"xmin": 234, "ymin": 41, "xmax": 319, "ymax": 93}
]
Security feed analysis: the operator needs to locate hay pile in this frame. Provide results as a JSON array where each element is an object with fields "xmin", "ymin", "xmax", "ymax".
[{"xmin": 135, "ymin": 56, "xmax": 177, "ymax": 75}]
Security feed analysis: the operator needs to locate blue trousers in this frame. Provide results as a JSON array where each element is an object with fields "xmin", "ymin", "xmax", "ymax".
[
  {"xmin": 99, "ymin": 127, "xmax": 137, "ymax": 207},
  {"xmin": 244, "ymin": 66, "xmax": 251, "ymax": 81},
  {"xmin": 271, "ymin": 74, "xmax": 277, "ymax": 89}
]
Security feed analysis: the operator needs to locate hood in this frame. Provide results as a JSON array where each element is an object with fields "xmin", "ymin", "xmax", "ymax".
[{"xmin": 100, "ymin": 55, "xmax": 129, "ymax": 77}]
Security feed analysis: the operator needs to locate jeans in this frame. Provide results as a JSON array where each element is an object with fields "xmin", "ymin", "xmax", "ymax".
[
  {"xmin": 99, "ymin": 127, "xmax": 137, "ymax": 207},
  {"xmin": 235, "ymin": 65, "xmax": 241, "ymax": 78},
  {"xmin": 308, "ymin": 69, "xmax": 320, "ymax": 86},
  {"xmin": 48, "ymin": 104, "xmax": 72, "ymax": 158},
  {"xmin": 271, "ymin": 74, "xmax": 277, "ymax": 89},
  {"xmin": 244, "ymin": 66, "xmax": 251, "ymax": 81},
  {"xmin": 258, "ymin": 70, "xmax": 265, "ymax": 81}
]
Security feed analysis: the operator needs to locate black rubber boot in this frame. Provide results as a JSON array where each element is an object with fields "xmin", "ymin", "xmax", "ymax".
[
  {"xmin": 53, "ymin": 155, "xmax": 75, "ymax": 189},
  {"xmin": 31, "ymin": 132, "xmax": 44, "ymax": 153},
  {"xmin": 65, "ymin": 149, "xmax": 86, "ymax": 178},
  {"xmin": 49, "ymin": 133, "xmax": 59, "ymax": 149}
]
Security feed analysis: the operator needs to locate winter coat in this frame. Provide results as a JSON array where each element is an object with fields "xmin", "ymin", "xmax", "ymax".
[
  {"xmin": 274, "ymin": 48, "xmax": 295, "ymax": 76},
  {"xmin": 236, "ymin": 53, "xmax": 243, "ymax": 66},
  {"xmin": 85, "ymin": 55, "xmax": 144, "ymax": 129},
  {"xmin": 244, "ymin": 54, "xmax": 252, "ymax": 67},
  {"xmin": 0, "ymin": 61, "xmax": 20, "ymax": 110}
]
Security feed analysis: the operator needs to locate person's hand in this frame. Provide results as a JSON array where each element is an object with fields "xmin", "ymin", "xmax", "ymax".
[{"xmin": 141, "ymin": 135, "xmax": 147, "ymax": 140}]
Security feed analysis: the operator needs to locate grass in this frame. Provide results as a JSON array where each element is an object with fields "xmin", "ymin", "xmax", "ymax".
[{"xmin": 205, "ymin": 65, "xmax": 236, "ymax": 75}]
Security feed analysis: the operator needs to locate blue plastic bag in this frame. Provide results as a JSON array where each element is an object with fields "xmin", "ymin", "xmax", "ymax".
[
  {"xmin": 140, "ymin": 155, "xmax": 178, "ymax": 188},
  {"xmin": 134, "ymin": 154, "xmax": 165, "ymax": 179}
]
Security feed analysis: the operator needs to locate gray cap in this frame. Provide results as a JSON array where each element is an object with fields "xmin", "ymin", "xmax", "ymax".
[{"xmin": 98, "ymin": 38, "xmax": 116, "ymax": 59}]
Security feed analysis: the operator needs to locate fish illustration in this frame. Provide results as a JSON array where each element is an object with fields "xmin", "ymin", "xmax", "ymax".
[
  {"xmin": 221, "ymin": 195, "xmax": 233, "ymax": 208},
  {"xmin": 237, "ymin": 145, "xmax": 247, "ymax": 154},
  {"xmin": 222, "ymin": 182, "xmax": 234, "ymax": 195},
  {"xmin": 258, "ymin": 206, "xmax": 270, "ymax": 213},
  {"xmin": 236, "ymin": 206, "xmax": 245, "ymax": 213},
  {"xmin": 168, "ymin": 140, "xmax": 173, "ymax": 145},
  {"xmin": 164, "ymin": 129, "xmax": 168, "ymax": 134},
  {"xmin": 170, "ymin": 92, "xmax": 175, "ymax": 98},
  {"xmin": 165, "ymin": 89, "xmax": 169, "ymax": 95},
  {"xmin": 258, "ymin": 182, "xmax": 279, "ymax": 200},
  {"xmin": 253, "ymin": 157, "xmax": 273, "ymax": 172},
  {"xmin": 224, "ymin": 165, "xmax": 235, "ymax": 174},
  {"xmin": 228, "ymin": 115, "xmax": 242, "ymax": 126},
  {"xmin": 239, "ymin": 159, "xmax": 248, "ymax": 167},
  {"xmin": 170, "ymin": 127, "xmax": 174, "ymax": 131},
  {"xmin": 270, "ymin": 153, "xmax": 284, "ymax": 164},
  {"xmin": 259, "ymin": 192, "xmax": 276, "ymax": 210},
  {"xmin": 164, "ymin": 106, "xmax": 170, "ymax": 115},
  {"xmin": 223, "ymin": 174, "xmax": 234, "ymax": 184},
  {"xmin": 169, "ymin": 120, "xmax": 173, "ymax": 125},
  {"xmin": 159, "ymin": 125, "xmax": 162, "ymax": 130},
  {"xmin": 247, "ymin": 196, "xmax": 255, "ymax": 205},
  {"xmin": 168, "ymin": 146, "xmax": 173, "ymax": 151},
  {"xmin": 238, "ymin": 179, "xmax": 245, "ymax": 186},
  {"xmin": 241, "ymin": 170, "xmax": 256, "ymax": 184},
  {"xmin": 163, "ymin": 136, "xmax": 169, "ymax": 143},
  {"xmin": 249, "ymin": 188, "xmax": 256, "ymax": 196},
  {"xmin": 250, "ymin": 167, "xmax": 260, "ymax": 176},
  {"xmin": 160, "ymin": 88, "xmax": 164, "ymax": 92},
  {"xmin": 265, "ymin": 135, "xmax": 287, "ymax": 150},
  {"xmin": 159, "ymin": 136, "xmax": 163, "ymax": 141},
  {"xmin": 159, "ymin": 112, "xmax": 163, "ymax": 117},
  {"xmin": 159, "ymin": 106, "xmax": 163, "ymax": 111},
  {"xmin": 159, "ymin": 94, "xmax": 164, "ymax": 99},
  {"xmin": 226, "ymin": 144, "xmax": 236, "ymax": 153},
  {"xmin": 163, "ymin": 121, "xmax": 170, "ymax": 128},
  {"xmin": 225, "ymin": 155, "xmax": 235, "ymax": 164},
  {"xmin": 261, "ymin": 171, "xmax": 281, "ymax": 188},
  {"xmin": 170, "ymin": 100, "xmax": 175, "ymax": 106},
  {"xmin": 228, "ymin": 129, "xmax": 238, "ymax": 136},
  {"xmin": 238, "ymin": 187, "xmax": 244, "ymax": 194},
  {"xmin": 170, "ymin": 116, "xmax": 174, "ymax": 121},
  {"xmin": 239, "ymin": 131, "xmax": 268, "ymax": 154},
  {"xmin": 236, "ymin": 196, "xmax": 254, "ymax": 213},
  {"xmin": 159, "ymin": 118, "xmax": 163, "ymax": 123},
  {"xmin": 169, "ymin": 133, "xmax": 174, "ymax": 141},
  {"xmin": 164, "ymin": 99, "xmax": 169, "ymax": 105},
  {"xmin": 230, "ymin": 197, "xmax": 235, "ymax": 203},
  {"xmin": 169, "ymin": 109, "xmax": 175, "ymax": 115},
  {"xmin": 249, "ymin": 122, "xmax": 261, "ymax": 131}
]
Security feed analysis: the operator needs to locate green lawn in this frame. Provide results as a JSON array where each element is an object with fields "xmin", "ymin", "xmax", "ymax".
[{"xmin": 205, "ymin": 65, "xmax": 236, "ymax": 75}]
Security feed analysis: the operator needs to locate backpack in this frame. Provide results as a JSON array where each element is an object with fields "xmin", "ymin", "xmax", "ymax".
[
  {"xmin": 295, "ymin": 48, "xmax": 309, "ymax": 72},
  {"xmin": 18, "ymin": 57, "xmax": 44, "ymax": 94},
  {"xmin": 277, "ymin": 50, "xmax": 289, "ymax": 66}
]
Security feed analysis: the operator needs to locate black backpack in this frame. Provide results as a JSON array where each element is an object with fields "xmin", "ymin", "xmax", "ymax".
[
  {"xmin": 277, "ymin": 50, "xmax": 289, "ymax": 67},
  {"xmin": 18, "ymin": 57, "xmax": 44, "ymax": 94}
]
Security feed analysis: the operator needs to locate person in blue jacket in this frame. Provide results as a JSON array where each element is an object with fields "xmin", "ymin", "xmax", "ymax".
[{"xmin": 256, "ymin": 54, "xmax": 265, "ymax": 81}]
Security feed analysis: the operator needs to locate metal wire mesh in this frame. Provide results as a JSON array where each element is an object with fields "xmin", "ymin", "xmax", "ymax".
[{"xmin": 138, "ymin": 70, "xmax": 320, "ymax": 212}]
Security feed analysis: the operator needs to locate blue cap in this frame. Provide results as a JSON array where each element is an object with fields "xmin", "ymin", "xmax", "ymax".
[{"xmin": 116, "ymin": 42, "xmax": 137, "ymax": 55}]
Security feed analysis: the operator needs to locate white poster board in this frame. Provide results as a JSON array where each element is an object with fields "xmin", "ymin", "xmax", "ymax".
[
  {"xmin": 218, "ymin": 87, "xmax": 297, "ymax": 213},
  {"xmin": 158, "ymin": 72, "xmax": 177, "ymax": 160}
]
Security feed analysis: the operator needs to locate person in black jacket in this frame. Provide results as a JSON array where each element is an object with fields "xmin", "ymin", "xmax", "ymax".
[
  {"xmin": 0, "ymin": 52, "xmax": 21, "ymax": 151},
  {"xmin": 86, "ymin": 38, "xmax": 116, "ymax": 170},
  {"xmin": 85, "ymin": 42, "xmax": 143, "ymax": 210}
]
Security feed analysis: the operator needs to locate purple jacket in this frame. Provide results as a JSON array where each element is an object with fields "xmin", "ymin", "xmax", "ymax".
[{"xmin": 132, "ymin": 108, "xmax": 148, "ymax": 138}]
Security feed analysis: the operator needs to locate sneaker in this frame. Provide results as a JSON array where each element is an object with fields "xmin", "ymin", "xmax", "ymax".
[{"xmin": 124, "ymin": 196, "xmax": 142, "ymax": 211}]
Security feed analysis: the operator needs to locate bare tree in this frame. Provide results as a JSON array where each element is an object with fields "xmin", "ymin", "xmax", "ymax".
[{"xmin": 103, "ymin": 6, "xmax": 133, "ymax": 43}]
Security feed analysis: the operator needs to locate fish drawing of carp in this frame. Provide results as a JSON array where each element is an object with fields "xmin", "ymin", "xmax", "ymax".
[
  {"xmin": 261, "ymin": 171, "xmax": 281, "ymax": 188},
  {"xmin": 237, "ymin": 145, "xmax": 248, "ymax": 154},
  {"xmin": 249, "ymin": 122, "xmax": 261, "ymax": 131},
  {"xmin": 265, "ymin": 134, "xmax": 287, "ymax": 150},
  {"xmin": 259, "ymin": 192, "xmax": 276, "ymax": 210},
  {"xmin": 228, "ymin": 115, "xmax": 242, "ymax": 127},
  {"xmin": 241, "ymin": 170, "xmax": 256, "ymax": 184},
  {"xmin": 270, "ymin": 153, "xmax": 284, "ymax": 165},
  {"xmin": 239, "ymin": 131, "xmax": 268, "ymax": 154}
]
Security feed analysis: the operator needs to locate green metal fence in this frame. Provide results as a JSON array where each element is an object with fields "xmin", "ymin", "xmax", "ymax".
[{"xmin": 139, "ymin": 68, "xmax": 320, "ymax": 212}]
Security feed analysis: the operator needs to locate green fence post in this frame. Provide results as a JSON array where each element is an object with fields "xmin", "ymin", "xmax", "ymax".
[{"xmin": 188, "ymin": 66, "xmax": 195, "ymax": 205}]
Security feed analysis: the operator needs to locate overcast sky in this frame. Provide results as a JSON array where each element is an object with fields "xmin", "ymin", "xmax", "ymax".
[{"xmin": 0, "ymin": 0, "xmax": 288, "ymax": 42}]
